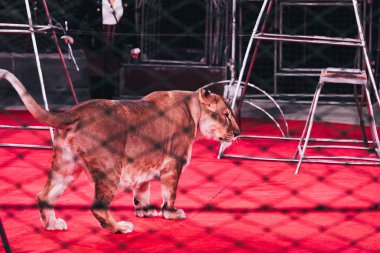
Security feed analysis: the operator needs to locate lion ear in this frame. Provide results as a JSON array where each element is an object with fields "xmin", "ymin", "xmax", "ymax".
[{"xmin": 198, "ymin": 88, "xmax": 212, "ymax": 106}]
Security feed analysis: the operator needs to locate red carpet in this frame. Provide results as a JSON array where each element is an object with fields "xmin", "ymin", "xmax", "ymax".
[{"xmin": 1, "ymin": 111, "xmax": 380, "ymax": 252}]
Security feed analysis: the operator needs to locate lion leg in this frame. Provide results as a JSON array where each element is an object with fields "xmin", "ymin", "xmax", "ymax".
[
  {"xmin": 133, "ymin": 182, "xmax": 158, "ymax": 218},
  {"xmin": 90, "ymin": 169, "xmax": 133, "ymax": 233},
  {"xmin": 160, "ymin": 169, "xmax": 185, "ymax": 220},
  {"xmin": 37, "ymin": 146, "xmax": 82, "ymax": 231}
]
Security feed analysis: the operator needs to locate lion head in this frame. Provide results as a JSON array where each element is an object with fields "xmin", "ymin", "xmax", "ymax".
[{"xmin": 198, "ymin": 89, "xmax": 240, "ymax": 142}]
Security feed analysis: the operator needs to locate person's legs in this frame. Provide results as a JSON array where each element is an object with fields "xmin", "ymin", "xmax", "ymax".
[
  {"xmin": 89, "ymin": 76, "xmax": 104, "ymax": 99},
  {"xmin": 102, "ymin": 44, "xmax": 119, "ymax": 100},
  {"xmin": 102, "ymin": 74, "xmax": 117, "ymax": 99}
]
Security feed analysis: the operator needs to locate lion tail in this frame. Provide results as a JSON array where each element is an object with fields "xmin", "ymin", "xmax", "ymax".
[{"xmin": 0, "ymin": 69, "xmax": 77, "ymax": 129}]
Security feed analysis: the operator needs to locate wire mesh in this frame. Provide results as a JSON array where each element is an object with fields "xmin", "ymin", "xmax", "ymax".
[{"xmin": 0, "ymin": 0, "xmax": 380, "ymax": 252}]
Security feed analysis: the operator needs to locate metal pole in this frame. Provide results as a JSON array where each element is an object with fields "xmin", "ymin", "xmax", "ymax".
[
  {"xmin": 236, "ymin": 0, "xmax": 274, "ymax": 125},
  {"xmin": 352, "ymin": 0, "xmax": 380, "ymax": 109},
  {"xmin": 41, "ymin": 0, "xmax": 78, "ymax": 104},
  {"xmin": 230, "ymin": 0, "xmax": 271, "ymax": 109},
  {"xmin": 219, "ymin": 0, "xmax": 271, "ymax": 158},
  {"xmin": 0, "ymin": 218, "xmax": 11, "ymax": 253},
  {"xmin": 230, "ymin": 0, "xmax": 236, "ymax": 82},
  {"xmin": 24, "ymin": 0, "xmax": 54, "ymax": 143}
]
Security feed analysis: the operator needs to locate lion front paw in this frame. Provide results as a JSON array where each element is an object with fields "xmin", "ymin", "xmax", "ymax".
[
  {"xmin": 161, "ymin": 208, "xmax": 186, "ymax": 220},
  {"xmin": 135, "ymin": 206, "xmax": 158, "ymax": 218},
  {"xmin": 114, "ymin": 221, "xmax": 134, "ymax": 234},
  {"xmin": 44, "ymin": 218, "xmax": 68, "ymax": 231}
]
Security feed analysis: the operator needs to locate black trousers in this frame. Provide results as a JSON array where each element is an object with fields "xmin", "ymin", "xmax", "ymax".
[
  {"xmin": 86, "ymin": 24, "xmax": 120, "ymax": 100},
  {"xmin": 89, "ymin": 75, "xmax": 117, "ymax": 100}
]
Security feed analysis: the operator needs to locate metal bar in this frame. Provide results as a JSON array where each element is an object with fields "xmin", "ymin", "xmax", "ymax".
[
  {"xmin": 219, "ymin": 0, "xmax": 237, "ymax": 94},
  {"xmin": 221, "ymin": 153, "xmax": 380, "ymax": 165},
  {"xmin": 279, "ymin": 0, "xmax": 283, "ymax": 71},
  {"xmin": 236, "ymin": 0, "xmax": 274, "ymax": 122},
  {"xmin": 230, "ymin": 0, "xmax": 236, "ymax": 81},
  {"xmin": 245, "ymin": 82, "xmax": 289, "ymax": 136},
  {"xmin": 231, "ymin": 0, "xmax": 270, "ymax": 109},
  {"xmin": 0, "ymin": 23, "xmax": 53, "ymax": 28},
  {"xmin": 303, "ymin": 155, "xmax": 380, "ymax": 161},
  {"xmin": 280, "ymin": 68, "xmax": 325, "ymax": 72},
  {"xmin": 275, "ymin": 72, "xmax": 321, "ymax": 77},
  {"xmin": 306, "ymin": 145, "xmax": 369, "ymax": 150},
  {"xmin": 254, "ymin": 34, "xmax": 362, "ymax": 47},
  {"xmin": 352, "ymin": 0, "xmax": 380, "ymax": 112},
  {"xmin": 295, "ymin": 81, "xmax": 324, "ymax": 175},
  {"xmin": 274, "ymin": 0, "xmax": 279, "ymax": 94},
  {"xmin": 243, "ymin": 101, "xmax": 286, "ymax": 137},
  {"xmin": 281, "ymin": 2, "xmax": 353, "ymax": 7},
  {"xmin": 41, "ymin": 0, "xmax": 78, "ymax": 104},
  {"xmin": 258, "ymin": 33, "xmax": 361, "ymax": 43},
  {"xmin": 218, "ymin": 0, "xmax": 271, "ymax": 158},
  {"xmin": 364, "ymin": 81, "xmax": 380, "ymax": 157},
  {"xmin": 247, "ymin": 93, "xmax": 362, "ymax": 99},
  {"xmin": 0, "ymin": 144, "xmax": 52, "ymax": 149},
  {"xmin": 354, "ymin": 76, "xmax": 368, "ymax": 146},
  {"xmin": 0, "ymin": 125, "xmax": 50, "ymax": 130},
  {"xmin": 0, "ymin": 29, "xmax": 47, "ymax": 34},
  {"xmin": 142, "ymin": 59, "xmax": 206, "ymax": 65},
  {"xmin": 368, "ymin": 0, "xmax": 372, "ymax": 55},
  {"xmin": 237, "ymin": 134, "xmax": 373, "ymax": 144},
  {"xmin": 24, "ymin": 0, "xmax": 55, "ymax": 144}
]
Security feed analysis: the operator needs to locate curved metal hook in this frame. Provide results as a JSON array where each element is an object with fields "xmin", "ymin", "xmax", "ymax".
[
  {"xmin": 243, "ymin": 100, "xmax": 286, "ymax": 137},
  {"xmin": 202, "ymin": 80, "xmax": 289, "ymax": 137},
  {"xmin": 246, "ymin": 82, "xmax": 289, "ymax": 137}
]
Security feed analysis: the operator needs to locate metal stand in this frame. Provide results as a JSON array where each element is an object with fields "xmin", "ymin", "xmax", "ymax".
[
  {"xmin": 0, "ymin": 0, "xmax": 78, "ymax": 149},
  {"xmin": 218, "ymin": 0, "xmax": 380, "ymax": 168},
  {"xmin": 294, "ymin": 68, "xmax": 380, "ymax": 174},
  {"xmin": 273, "ymin": 0, "xmax": 371, "ymax": 95}
]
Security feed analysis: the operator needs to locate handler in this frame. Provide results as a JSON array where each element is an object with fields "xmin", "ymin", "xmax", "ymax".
[{"xmin": 62, "ymin": 0, "xmax": 139, "ymax": 99}]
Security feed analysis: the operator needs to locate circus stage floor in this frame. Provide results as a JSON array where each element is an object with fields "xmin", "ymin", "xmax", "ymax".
[{"xmin": 0, "ymin": 111, "xmax": 380, "ymax": 253}]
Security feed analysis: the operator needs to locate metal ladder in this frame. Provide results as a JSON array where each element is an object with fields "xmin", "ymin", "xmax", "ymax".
[
  {"xmin": 294, "ymin": 68, "xmax": 380, "ymax": 174},
  {"xmin": 218, "ymin": 0, "xmax": 380, "ymax": 168}
]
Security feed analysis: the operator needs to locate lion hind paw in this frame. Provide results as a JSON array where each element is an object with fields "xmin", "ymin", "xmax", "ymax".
[
  {"xmin": 135, "ymin": 206, "xmax": 159, "ymax": 218},
  {"xmin": 161, "ymin": 208, "xmax": 186, "ymax": 220},
  {"xmin": 44, "ymin": 218, "xmax": 68, "ymax": 231},
  {"xmin": 115, "ymin": 221, "xmax": 134, "ymax": 233}
]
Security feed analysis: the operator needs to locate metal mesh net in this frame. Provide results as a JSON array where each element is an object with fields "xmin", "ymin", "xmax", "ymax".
[{"xmin": 1, "ymin": 0, "xmax": 380, "ymax": 252}]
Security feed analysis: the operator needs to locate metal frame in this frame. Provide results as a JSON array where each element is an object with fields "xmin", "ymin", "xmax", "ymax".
[
  {"xmin": 273, "ymin": 0, "xmax": 371, "ymax": 95},
  {"xmin": 294, "ymin": 68, "xmax": 380, "ymax": 174},
  {"xmin": 0, "ymin": 0, "xmax": 78, "ymax": 149},
  {"xmin": 218, "ymin": 0, "xmax": 380, "ymax": 170}
]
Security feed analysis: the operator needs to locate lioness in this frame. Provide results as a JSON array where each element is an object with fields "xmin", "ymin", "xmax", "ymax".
[{"xmin": 0, "ymin": 69, "xmax": 240, "ymax": 233}]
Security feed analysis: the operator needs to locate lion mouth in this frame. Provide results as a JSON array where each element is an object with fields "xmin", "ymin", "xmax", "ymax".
[{"xmin": 219, "ymin": 132, "xmax": 234, "ymax": 142}]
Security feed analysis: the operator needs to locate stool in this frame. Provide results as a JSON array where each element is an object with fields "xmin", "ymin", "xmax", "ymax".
[{"xmin": 294, "ymin": 68, "xmax": 380, "ymax": 174}]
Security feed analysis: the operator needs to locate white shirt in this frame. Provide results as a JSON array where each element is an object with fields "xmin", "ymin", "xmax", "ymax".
[{"xmin": 102, "ymin": 0, "xmax": 124, "ymax": 25}]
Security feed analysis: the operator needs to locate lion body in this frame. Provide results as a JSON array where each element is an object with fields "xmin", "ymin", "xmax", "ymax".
[
  {"xmin": 0, "ymin": 69, "xmax": 239, "ymax": 233},
  {"xmin": 57, "ymin": 92, "xmax": 198, "ymax": 191}
]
